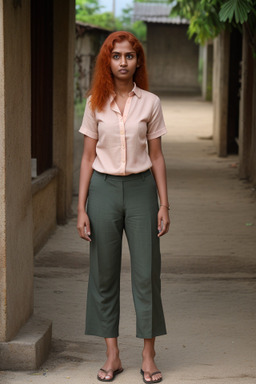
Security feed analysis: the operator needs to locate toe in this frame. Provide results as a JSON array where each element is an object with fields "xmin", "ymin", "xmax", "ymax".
[
  {"xmin": 144, "ymin": 372, "xmax": 152, "ymax": 382},
  {"xmin": 98, "ymin": 369, "xmax": 108, "ymax": 380},
  {"xmin": 152, "ymin": 372, "xmax": 162, "ymax": 382},
  {"xmin": 105, "ymin": 372, "xmax": 113, "ymax": 380}
]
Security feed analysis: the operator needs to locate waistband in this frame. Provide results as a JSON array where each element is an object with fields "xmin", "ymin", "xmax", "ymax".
[{"xmin": 93, "ymin": 169, "xmax": 151, "ymax": 182}]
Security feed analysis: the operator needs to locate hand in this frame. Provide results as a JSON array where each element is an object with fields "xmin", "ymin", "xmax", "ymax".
[
  {"xmin": 77, "ymin": 210, "xmax": 91, "ymax": 241},
  {"xmin": 157, "ymin": 206, "xmax": 170, "ymax": 237}
]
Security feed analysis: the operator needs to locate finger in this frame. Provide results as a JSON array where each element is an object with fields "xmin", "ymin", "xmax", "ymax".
[
  {"xmin": 157, "ymin": 215, "xmax": 162, "ymax": 232},
  {"xmin": 158, "ymin": 223, "xmax": 165, "ymax": 237},
  {"xmin": 84, "ymin": 229, "xmax": 91, "ymax": 242},
  {"xmin": 77, "ymin": 226, "xmax": 91, "ymax": 241},
  {"xmin": 158, "ymin": 221, "xmax": 169, "ymax": 237},
  {"xmin": 85, "ymin": 220, "xmax": 91, "ymax": 237},
  {"xmin": 84, "ymin": 218, "xmax": 91, "ymax": 241},
  {"xmin": 84, "ymin": 233, "xmax": 91, "ymax": 242}
]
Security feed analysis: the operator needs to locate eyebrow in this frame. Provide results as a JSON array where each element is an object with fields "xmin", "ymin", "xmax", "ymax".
[{"xmin": 112, "ymin": 51, "xmax": 136, "ymax": 54}]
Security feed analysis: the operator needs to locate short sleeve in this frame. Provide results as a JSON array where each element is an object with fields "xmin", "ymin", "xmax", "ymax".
[
  {"xmin": 79, "ymin": 96, "xmax": 98, "ymax": 140},
  {"xmin": 147, "ymin": 96, "xmax": 167, "ymax": 140}
]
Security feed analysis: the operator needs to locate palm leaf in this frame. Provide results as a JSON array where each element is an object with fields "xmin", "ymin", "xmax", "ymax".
[{"xmin": 219, "ymin": 0, "xmax": 252, "ymax": 24}]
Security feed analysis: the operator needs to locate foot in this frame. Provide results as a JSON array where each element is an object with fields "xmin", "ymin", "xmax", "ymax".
[
  {"xmin": 140, "ymin": 369, "xmax": 162, "ymax": 384},
  {"xmin": 97, "ymin": 353, "xmax": 123, "ymax": 381},
  {"xmin": 97, "ymin": 368, "xmax": 123, "ymax": 382},
  {"xmin": 141, "ymin": 354, "xmax": 162, "ymax": 383}
]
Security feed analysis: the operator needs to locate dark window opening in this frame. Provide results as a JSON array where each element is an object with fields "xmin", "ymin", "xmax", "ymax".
[{"xmin": 31, "ymin": 0, "xmax": 53, "ymax": 176}]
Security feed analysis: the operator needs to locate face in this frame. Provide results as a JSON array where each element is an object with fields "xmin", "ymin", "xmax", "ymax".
[{"xmin": 110, "ymin": 40, "xmax": 138, "ymax": 81}]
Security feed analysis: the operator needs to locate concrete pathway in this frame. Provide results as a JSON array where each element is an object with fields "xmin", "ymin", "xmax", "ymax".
[{"xmin": 1, "ymin": 94, "xmax": 256, "ymax": 384}]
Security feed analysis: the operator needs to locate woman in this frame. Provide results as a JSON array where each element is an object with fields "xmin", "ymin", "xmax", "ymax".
[{"xmin": 77, "ymin": 31, "xmax": 170, "ymax": 383}]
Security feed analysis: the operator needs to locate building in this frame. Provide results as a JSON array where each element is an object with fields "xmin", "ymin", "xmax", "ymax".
[
  {"xmin": 75, "ymin": 22, "xmax": 111, "ymax": 101},
  {"xmin": 133, "ymin": 2, "xmax": 200, "ymax": 93},
  {"xmin": 0, "ymin": 0, "xmax": 75, "ymax": 369},
  {"xmin": 212, "ymin": 26, "xmax": 256, "ymax": 184}
]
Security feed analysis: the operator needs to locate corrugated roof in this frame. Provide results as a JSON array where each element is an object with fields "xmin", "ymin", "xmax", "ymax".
[{"xmin": 132, "ymin": 2, "xmax": 188, "ymax": 25}]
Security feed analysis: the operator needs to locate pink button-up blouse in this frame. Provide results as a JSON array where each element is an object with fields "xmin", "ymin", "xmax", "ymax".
[{"xmin": 79, "ymin": 84, "xmax": 167, "ymax": 175}]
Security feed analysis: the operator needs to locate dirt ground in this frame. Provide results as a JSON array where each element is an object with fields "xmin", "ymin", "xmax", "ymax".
[{"xmin": 1, "ymin": 94, "xmax": 256, "ymax": 384}]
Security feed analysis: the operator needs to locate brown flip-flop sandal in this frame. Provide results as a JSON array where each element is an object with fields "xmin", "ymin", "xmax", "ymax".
[
  {"xmin": 140, "ymin": 369, "xmax": 162, "ymax": 383},
  {"xmin": 97, "ymin": 367, "xmax": 123, "ymax": 382}
]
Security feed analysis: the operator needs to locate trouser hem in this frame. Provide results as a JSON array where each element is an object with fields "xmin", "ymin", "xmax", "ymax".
[
  {"xmin": 85, "ymin": 330, "xmax": 119, "ymax": 338},
  {"xmin": 136, "ymin": 331, "xmax": 167, "ymax": 339}
]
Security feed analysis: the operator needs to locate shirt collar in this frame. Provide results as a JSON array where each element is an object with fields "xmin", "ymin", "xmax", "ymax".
[
  {"xmin": 129, "ymin": 83, "xmax": 142, "ymax": 98},
  {"xmin": 110, "ymin": 82, "xmax": 142, "ymax": 103}
]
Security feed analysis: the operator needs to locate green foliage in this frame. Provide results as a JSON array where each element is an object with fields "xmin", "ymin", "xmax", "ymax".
[
  {"xmin": 219, "ymin": 0, "xmax": 253, "ymax": 24},
  {"xmin": 171, "ymin": 0, "xmax": 224, "ymax": 44},
  {"xmin": 135, "ymin": 0, "xmax": 169, "ymax": 2},
  {"xmin": 130, "ymin": 20, "xmax": 147, "ymax": 41},
  {"xmin": 218, "ymin": 0, "xmax": 256, "ymax": 53},
  {"xmin": 75, "ymin": 98, "xmax": 87, "ymax": 119},
  {"xmin": 171, "ymin": 0, "xmax": 256, "ymax": 47},
  {"xmin": 76, "ymin": 0, "xmax": 101, "ymax": 16},
  {"xmin": 76, "ymin": 0, "xmax": 115, "ymax": 29},
  {"xmin": 75, "ymin": 0, "xmax": 147, "ymax": 40}
]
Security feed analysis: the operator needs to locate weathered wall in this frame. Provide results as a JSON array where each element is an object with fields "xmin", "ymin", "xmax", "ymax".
[
  {"xmin": 239, "ymin": 27, "xmax": 254, "ymax": 180},
  {"xmin": 75, "ymin": 28, "xmax": 110, "ymax": 101},
  {"xmin": 212, "ymin": 30, "xmax": 230, "ymax": 157},
  {"xmin": 0, "ymin": 0, "xmax": 6, "ymax": 343},
  {"xmin": 75, "ymin": 33, "xmax": 91, "ymax": 100},
  {"xmin": 147, "ymin": 23, "xmax": 200, "ymax": 93},
  {"xmin": 53, "ymin": 0, "xmax": 75, "ymax": 224},
  {"xmin": 32, "ymin": 170, "xmax": 58, "ymax": 254},
  {"xmin": 0, "ymin": 0, "xmax": 33, "ymax": 341}
]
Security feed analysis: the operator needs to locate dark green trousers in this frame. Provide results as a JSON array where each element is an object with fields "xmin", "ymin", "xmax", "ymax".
[{"xmin": 86, "ymin": 170, "xmax": 167, "ymax": 339}]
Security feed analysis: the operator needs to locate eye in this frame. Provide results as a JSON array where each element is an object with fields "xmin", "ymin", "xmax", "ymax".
[
  {"xmin": 112, "ymin": 54, "xmax": 120, "ymax": 60},
  {"xmin": 126, "ymin": 54, "xmax": 134, "ymax": 60}
]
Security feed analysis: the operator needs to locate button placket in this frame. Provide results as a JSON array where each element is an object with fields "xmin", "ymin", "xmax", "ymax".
[{"xmin": 118, "ymin": 96, "xmax": 132, "ymax": 174}]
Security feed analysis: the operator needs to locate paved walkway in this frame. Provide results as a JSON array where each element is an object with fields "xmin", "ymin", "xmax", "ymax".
[{"xmin": 1, "ymin": 94, "xmax": 256, "ymax": 384}]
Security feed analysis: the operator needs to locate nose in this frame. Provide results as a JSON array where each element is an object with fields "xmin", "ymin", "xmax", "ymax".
[{"xmin": 120, "ymin": 55, "xmax": 127, "ymax": 66}]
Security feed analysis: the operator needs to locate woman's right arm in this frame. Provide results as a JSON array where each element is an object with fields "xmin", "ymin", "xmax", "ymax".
[{"xmin": 77, "ymin": 135, "xmax": 97, "ymax": 241}]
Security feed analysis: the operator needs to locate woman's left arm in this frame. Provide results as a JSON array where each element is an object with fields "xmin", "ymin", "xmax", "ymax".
[{"xmin": 148, "ymin": 137, "xmax": 170, "ymax": 237}]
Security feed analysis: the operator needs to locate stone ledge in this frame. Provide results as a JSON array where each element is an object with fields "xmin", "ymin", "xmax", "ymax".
[
  {"xmin": 32, "ymin": 167, "xmax": 59, "ymax": 196},
  {"xmin": 0, "ymin": 316, "xmax": 52, "ymax": 370}
]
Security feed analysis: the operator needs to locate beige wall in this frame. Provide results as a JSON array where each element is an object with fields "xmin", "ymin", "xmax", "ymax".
[
  {"xmin": 0, "ymin": 0, "xmax": 75, "ymax": 368},
  {"xmin": 0, "ymin": 0, "xmax": 33, "ymax": 342},
  {"xmin": 147, "ymin": 24, "xmax": 200, "ymax": 93},
  {"xmin": 32, "ymin": 170, "xmax": 58, "ymax": 254}
]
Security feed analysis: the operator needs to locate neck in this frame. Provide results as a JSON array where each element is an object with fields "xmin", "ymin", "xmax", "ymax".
[{"xmin": 114, "ymin": 79, "xmax": 134, "ymax": 96}]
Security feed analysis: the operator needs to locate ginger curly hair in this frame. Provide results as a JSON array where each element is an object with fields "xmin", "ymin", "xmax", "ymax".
[{"xmin": 89, "ymin": 31, "xmax": 148, "ymax": 111}]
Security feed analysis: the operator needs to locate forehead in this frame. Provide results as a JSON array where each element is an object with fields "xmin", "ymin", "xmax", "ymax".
[{"xmin": 112, "ymin": 40, "xmax": 135, "ymax": 52}]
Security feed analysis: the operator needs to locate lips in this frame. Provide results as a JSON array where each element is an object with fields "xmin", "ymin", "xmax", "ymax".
[{"xmin": 119, "ymin": 69, "xmax": 128, "ymax": 74}]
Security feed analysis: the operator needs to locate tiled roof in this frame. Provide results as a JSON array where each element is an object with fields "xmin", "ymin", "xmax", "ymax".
[
  {"xmin": 75, "ymin": 21, "xmax": 112, "ymax": 33},
  {"xmin": 133, "ymin": 2, "xmax": 188, "ymax": 24}
]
